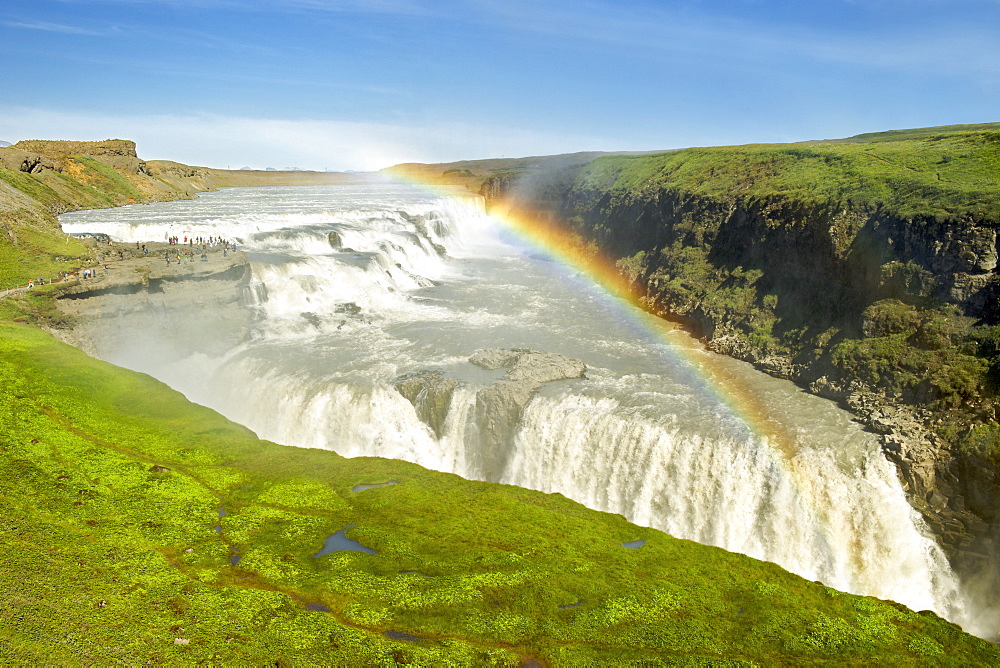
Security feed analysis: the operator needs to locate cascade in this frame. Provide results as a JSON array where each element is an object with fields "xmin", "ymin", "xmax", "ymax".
[{"xmin": 58, "ymin": 184, "xmax": 988, "ymax": 637}]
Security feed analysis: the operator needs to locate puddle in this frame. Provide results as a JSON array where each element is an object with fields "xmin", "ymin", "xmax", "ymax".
[
  {"xmin": 228, "ymin": 545, "xmax": 241, "ymax": 565},
  {"xmin": 352, "ymin": 482, "xmax": 398, "ymax": 493},
  {"xmin": 305, "ymin": 602, "xmax": 331, "ymax": 613},
  {"xmin": 384, "ymin": 630, "xmax": 422, "ymax": 643},
  {"xmin": 218, "ymin": 508, "xmax": 227, "ymax": 517},
  {"xmin": 622, "ymin": 540, "xmax": 647, "ymax": 549},
  {"xmin": 558, "ymin": 600, "xmax": 583, "ymax": 609},
  {"xmin": 213, "ymin": 525, "xmax": 222, "ymax": 533},
  {"xmin": 313, "ymin": 524, "xmax": 377, "ymax": 557}
]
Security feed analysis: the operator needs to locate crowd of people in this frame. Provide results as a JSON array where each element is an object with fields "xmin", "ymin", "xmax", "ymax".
[
  {"xmin": 167, "ymin": 235, "xmax": 232, "ymax": 248},
  {"xmin": 14, "ymin": 235, "xmax": 240, "ymax": 292}
]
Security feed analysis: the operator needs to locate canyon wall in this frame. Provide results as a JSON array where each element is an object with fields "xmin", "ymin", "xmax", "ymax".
[{"xmin": 479, "ymin": 130, "xmax": 1000, "ymax": 591}]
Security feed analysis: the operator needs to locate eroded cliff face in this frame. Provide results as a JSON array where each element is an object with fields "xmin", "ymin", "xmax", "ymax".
[
  {"xmin": 10, "ymin": 139, "xmax": 150, "ymax": 175},
  {"xmin": 483, "ymin": 171, "xmax": 1000, "ymax": 592}
]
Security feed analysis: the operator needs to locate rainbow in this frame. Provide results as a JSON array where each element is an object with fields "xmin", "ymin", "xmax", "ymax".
[{"xmin": 386, "ymin": 174, "xmax": 801, "ymax": 459}]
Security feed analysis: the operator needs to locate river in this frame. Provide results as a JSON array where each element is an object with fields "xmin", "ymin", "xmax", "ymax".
[{"xmin": 59, "ymin": 183, "xmax": 984, "ymax": 636}]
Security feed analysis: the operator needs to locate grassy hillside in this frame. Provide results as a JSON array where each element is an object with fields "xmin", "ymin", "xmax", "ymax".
[
  {"xmin": 1, "ymin": 300, "xmax": 996, "ymax": 663},
  {"xmin": 0, "ymin": 141, "xmax": 176, "ymax": 292},
  {"xmin": 383, "ymin": 151, "xmax": 661, "ymax": 193},
  {"xmin": 570, "ymin": 129, "xmax": 1000, "ymax": 221}
]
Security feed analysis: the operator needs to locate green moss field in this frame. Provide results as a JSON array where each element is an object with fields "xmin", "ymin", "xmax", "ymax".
[{"xmin": 0, "ymin": 300, "xmax": 998, "ymax": 664}]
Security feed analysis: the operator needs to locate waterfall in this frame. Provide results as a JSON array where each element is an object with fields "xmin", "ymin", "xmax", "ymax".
[{"xmin": 58, "ymin": 184, "xmax": 986, "ymax": 637}]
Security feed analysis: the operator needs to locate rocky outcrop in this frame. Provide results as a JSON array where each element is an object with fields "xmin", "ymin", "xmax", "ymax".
[
  {"xmin": 393, "ymin": 370, "xmax": 459, "ymax": 439},
  {"xmin": 471, "ymin": 348, "xmax": 586, "ymax": 478},
  {"xmin": 52, "ymin": 245, "xmax": 253, "ymax": 360},
  {"xmin": 393, "ymin": 348, "xmax": 586, "ymax": 479},
  {"xmin": 0, "ymin": 148, "xmax": 55, "ymax": 174},
  {"xmin": 12, "ymin": 139, "xmax": 149, "ymax": 175}
]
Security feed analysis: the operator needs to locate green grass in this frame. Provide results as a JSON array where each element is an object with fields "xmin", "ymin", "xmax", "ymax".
[
  {"xmin": 1, "ymin": 316, "xmax": 997, "ymax": 664},
  {"xmin": 68, "ymin": 156, "xmax": 145, "ymax": 206},
  {"xmin": 0, "ymin": 224, "xmax": 89, "ymax": 292},
  {"xmin": 0, "ymin": 168, "xmax": 68, "ymax": 211},
  {"xmin": 570, "ymin": 130, "xmax": 1000, "ymax": 221}
]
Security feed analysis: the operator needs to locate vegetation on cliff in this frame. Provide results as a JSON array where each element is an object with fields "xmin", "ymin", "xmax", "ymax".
[{"xmin": 568, "ymin": 124, "xmax": 1000, "ymax": 220}]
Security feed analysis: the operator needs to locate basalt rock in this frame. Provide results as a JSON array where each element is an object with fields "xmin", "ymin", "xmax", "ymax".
[
  {"xmin": 0, "ymin": 148, "xmax": 55, "ymax": 174},
  {"xmin": 393, "ymin": 349, "xmax": 587, "ymax": 479},
  {"xmin": 471, "ymin": 348, "xmax": 586, "ymax": 478},
  {"xmin": 393, "ymin": 370, "xmax": 460, "ymax": 439}
]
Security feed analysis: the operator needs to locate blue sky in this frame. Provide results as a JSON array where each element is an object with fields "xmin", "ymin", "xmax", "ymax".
[{"xmin": 2, "ymin": 0, "xmax": 999, "ymax": 170}]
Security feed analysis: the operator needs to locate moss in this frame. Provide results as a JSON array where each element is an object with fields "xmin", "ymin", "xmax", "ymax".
[{"xmin": 0, "ymin": 319, "xmax": 997, "ymax": 663}]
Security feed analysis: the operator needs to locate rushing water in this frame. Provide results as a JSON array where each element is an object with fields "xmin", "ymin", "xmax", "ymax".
[{"xmin": 60, "ymin": 184, "xmax": 985, "ymax": 635}]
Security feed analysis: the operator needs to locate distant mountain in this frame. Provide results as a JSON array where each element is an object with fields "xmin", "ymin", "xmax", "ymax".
[{"xmin": 0, "ymin": 140, "xmax": 12, "ymax": 147}]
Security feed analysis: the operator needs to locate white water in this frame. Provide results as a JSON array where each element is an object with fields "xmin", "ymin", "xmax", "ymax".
[{"xmin": 60, "ymin": 184, "xmax": 986, "ymax": 636}]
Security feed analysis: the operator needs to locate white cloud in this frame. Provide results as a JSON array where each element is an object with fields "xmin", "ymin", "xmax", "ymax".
[
  {"xmin": 0, "ymin": 107, "xmax": 616, "ymax": 170},
  {"xmin": 1, "ymin": 19, "xmax": 110, "ymax": 36}
]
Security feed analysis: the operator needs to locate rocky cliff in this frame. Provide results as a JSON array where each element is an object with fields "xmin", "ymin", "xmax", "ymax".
[{"xmin": 479, "ymin": 124, "xmax": 1000, "ymax": 596}]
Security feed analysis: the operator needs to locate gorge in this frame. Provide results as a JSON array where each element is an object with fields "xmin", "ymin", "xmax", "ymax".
[{"xmin": 2, "ymin": 136, "xmax": 999, "ymax": 663}]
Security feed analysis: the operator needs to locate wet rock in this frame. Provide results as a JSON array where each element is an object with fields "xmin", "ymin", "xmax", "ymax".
[
  {"xmin": 469, "ymin": 348, "xmax": 521, "ymax": 370},
  {"xmin": 393, "ymin": 370, "xmax": 459, "ymax": 439},
  {"xmin": 471, "ymin": 348, "xmax": 586, "ymax": 479},
  {"xmin": 707, "ymin": 334, "xmax": 799, "ymax": 380},
  {"xmin": 334, "ymin": 302, "xmax": 362, "ymax": 316},
  {"xmin": 149, "ymin": 465, "xmax": 171, "ymax": 472},
  {"xmin": 809, "ymin": 376, "xmax": 850, "ymax": 401},
  {"xmin": 507, "ymin": 350, "xmax": 587, "ymax": 384}
]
